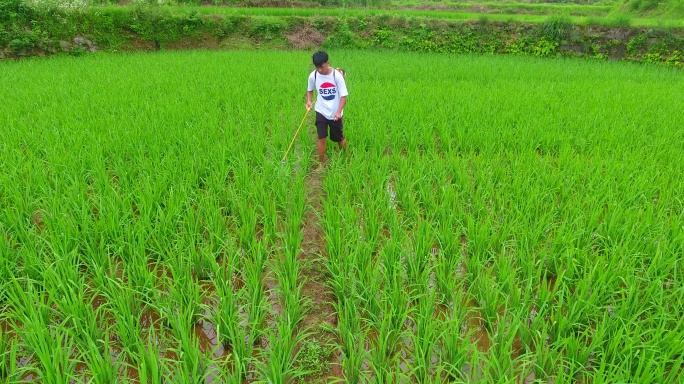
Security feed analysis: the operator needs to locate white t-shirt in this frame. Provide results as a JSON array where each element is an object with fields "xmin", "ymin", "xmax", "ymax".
[{"xmin": 307, "ymin": 69, "xmax": 348, "ymax": 120}]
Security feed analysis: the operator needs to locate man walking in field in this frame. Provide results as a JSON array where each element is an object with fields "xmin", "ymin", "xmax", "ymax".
[{"xmin": 306, "ymin": 51, "xmax": 348, "ymax": 167}]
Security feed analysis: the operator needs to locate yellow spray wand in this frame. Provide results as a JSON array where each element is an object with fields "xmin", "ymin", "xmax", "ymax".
[{"xmin": 281, "ymin": 107, "xmax": 311, "ymax": 164}]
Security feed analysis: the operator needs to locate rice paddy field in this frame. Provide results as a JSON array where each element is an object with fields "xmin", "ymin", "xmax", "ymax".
[{"xmin": 1, "ymin": 50, "xmax": 683, "ymax": 383}]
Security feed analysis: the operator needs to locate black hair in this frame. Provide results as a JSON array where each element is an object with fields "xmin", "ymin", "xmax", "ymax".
[{"xmin": 312, "ymin": 51, "xmax": 329, "ymax": 67}]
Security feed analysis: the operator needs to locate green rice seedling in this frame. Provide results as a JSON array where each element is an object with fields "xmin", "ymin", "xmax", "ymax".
[
  {"xmin": 360, "ymin": 200, "xmax": 385, "ymax": 249},
  {"xmin": 561, "ymin": 267, "xmax": 609, "ymax": 335},
  {"xmin": 165, "ymin": 245, "xmax": 206, "ymax": 317},
  {"xmin": 280, "ymin": 283, "xmax": 305, "ymax": 334},
  {"xmin": 191, "ymin": 244, "xmax": 218, "ymax": 282},
  {"xmin": 213, "ymin": 252, "xmax": 252, "ymax": 380},
  {"xmin": 273, "ymin": 251, "xmax": 305, "ymax": 336},
  {"xmin": 160, "ymin": 275, "xmax": 210, "ymax": 381},
  {"xmin": 410, "ymin": 286, "xmax": 444, "ymax": 383},
  {"xmin": 440, "ymin": 292, "xmax": 476, "ymax": 381},
  {"xmin": 196, "ymin": 194, "xmax": 230, "ymax": 252},
  {"xmin": 83, "ymin": 328, "xmax": 120, "ymax": 384},
  {"xmin": 242, "ymin": 243, "xmax": 268, "ymax": 348},
  {"xmin": 259, "ymin": 183, "xmax": 308, "ymax": 381},
  {"xmin": 135, "ymin": 328, "xmax": 166, "ymax": 384},
  {"xmin": 255, "ymin": 313, "xmax": 310, "ymax": 384},
  {"xmin": 664, "ymin": 355, "xmax": 684, "ymax": 384},
  {"xmin": 261, "ymin": 195, "xmax": 279, "ymax": 249},
  {"xmin": 367, "ymin": 321, "xmax": 400, "ymax": 383},
  {"xmin": 327, "ymin": 253, "xmax": 355, "ymax": 309},
  {"xmin": 277, "ymin": 230, "xmax": 302, "ymax": 301},
  {"xmin": 44, "ymin": 252, "xmax": 108, "ymax": 375},
  {"xmin": 323, "ymin": 204, "xmax": 354, "ymax": 306},
  {"xmin": 0, "ymin": 316, "xmax": 24, "ymax": 382},
  {"xmin": 623, "ymin": 348, "xmax": 664, "ymax": 384},
  {"xmin": 0, "ymin": 315, "xmax": 8, "ymax": 379},
  {"xmin": 0, "ymin": 328, "xmax": 22, "ymax": 382},
  {"xmin": 5, "ymin": 277, "xmax": 79, "ymax": 383},
  {"xmin": 0, "ymin": 228, "xmax": 17, "ymax": 294},
  {"xmin": 13, "ymin": 238, "xmax": 48, "ymax": 286},
  {"xmin": 515, "ymin": 280, "xmax": 547, "ymax": 354},
  {"xmin": 165, "ymin": 320, "xmax": 211, "ymax": 383},
  {"xmin": 100, "ymin": 276, "xmax": 146, "ymax": 362},
  {"xmin": 404, "ymin": 220, "xmax": 435, "ymax": 294},
  {"xmin": 432, "ymin": 240, "xmax": 463, "ymax": 306},
  {"xmin": 393, "ymin": 172, "xmax": 422, "ymax": 224},
  {"xmin": 85, "ymin": 254, "xmax": 120, "ymax": 303},
  {"xmin": 378, "ymin": 182, "xmax": 400, "ymax": 230},
  {"xmin": 321, "ymin": 201, "xmax": 343, "ymax": 258},
  {"xmin": 460, "ymin": 348, "xmax": 486, "ymax": 383},
  {"xmin": 379, "ymin": 230, "xmax": 407, "ymax": 296},
  {"xmin": 434, "ymin": 227, "xmax": 464, "ymax": 306},
  {"xmin": 555, "ymin": 332, "xmax": 593, "ymax": 380},
  {"xmin": 484, "ymin": 313, "xmax": 521, "ymax": 380},
  {"xmin": 334, "ymin": 294, "xmax": 367, "ymax": 384},
  {"xmin": 494, "ymin": 249, "xmax": 521, "ymax": 304},
  {"xmin": 356, "ymin": 260, "xmax": 383, "ymax": 325},
  {"xmin": 234, "ymin": 191, "xmax": 259, "ymax": 253},
  {"xmin": 367, "ymin": 272, "xmax": 412, "ymax": 383},
  {"xmin": 470, "ymin": 271, "xmax": 504, "ymax": 333},
  {"xmin": 284, "ymin": 194, "xmax": 306, "ymax": 248},
  {"xmin": 527, "ymin": 327, "xmax": 565, "ymax": 382}
]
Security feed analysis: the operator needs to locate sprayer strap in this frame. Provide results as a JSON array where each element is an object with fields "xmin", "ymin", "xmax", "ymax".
[{"xmin": 314, "ymin": 69, "xmax": 337, "ymax": 90}]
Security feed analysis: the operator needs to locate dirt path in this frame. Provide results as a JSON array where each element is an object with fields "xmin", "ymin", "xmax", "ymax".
[{"xmin": 296, "ymin": 130, "xmax": 341, "ymax": 382}]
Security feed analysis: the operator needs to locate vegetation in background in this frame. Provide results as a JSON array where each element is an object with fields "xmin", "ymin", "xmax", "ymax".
[
  {"xmin": 620, "ymin": 0, "xmax": 684, "ymax": 18},
  {"xmin": 1, "ymin": 0, "xmax": 683, "ymax": 65}
]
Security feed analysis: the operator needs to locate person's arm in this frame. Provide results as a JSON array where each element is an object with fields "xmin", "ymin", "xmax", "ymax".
[
  {"xmin": 334, "ymin": 96, "xmax": 346, "ymax": 121},
  {"xmin": 334, "ymin": 73, "xmax": 348, "ymax": 121},
  {"xmin": 306, "ymin": 90, "xmax": 314, "ymax": 110}
]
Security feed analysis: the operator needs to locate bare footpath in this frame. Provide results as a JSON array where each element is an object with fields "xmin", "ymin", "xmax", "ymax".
[{"xmin": 295, "ymin": 126, "xmax": 343, "ymax": 382}]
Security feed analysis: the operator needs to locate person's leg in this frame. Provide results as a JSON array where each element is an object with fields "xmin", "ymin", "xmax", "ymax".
[
  {"xmin": 317, "ymin": 138, "xmax": 326, "ymax": 163},
  {"xmin": 331, "ymin": 118, "xmax": 346, "ymax": 152},
  {"xmin": 315, "ymin": 113, "xmax": 329, "ymax": 164}
]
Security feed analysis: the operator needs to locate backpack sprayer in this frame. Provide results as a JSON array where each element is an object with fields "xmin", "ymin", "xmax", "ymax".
[{"xmin": 281, "ymin": 107, "xmax": 311, "ymax": 164}]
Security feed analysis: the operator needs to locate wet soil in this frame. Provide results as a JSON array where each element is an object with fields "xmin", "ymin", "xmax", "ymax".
[{"xmin": 294, "ymin": 129, "xmax": 342, "ymax": 382}]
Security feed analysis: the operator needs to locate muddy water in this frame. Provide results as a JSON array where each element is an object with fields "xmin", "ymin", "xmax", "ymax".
[
  {"xmin": 0, "ymin": 317, "xmax": 16, "ymax": 338},
  {"xmin": 329, "ymin": 349, "xmax": 345, "ymax": 380},
  {"xmin": 31, "ymin": 210, "xmax": 45, "ymax": 233},
  {"xmin": 90, "ymin": 294, "xmax": 107, "ymax": 311},
  {"xmin": 146, "ymin": 260, "xmax": 172, "ymax": 291},
  {"xmin": 542, "ymin": 274, "xmax": 558, "ymax": 293},
  {"xmin": 194, "ymin": 320, "xmax": 226, "ymax": 358},
  {"xmin": 108, "ymin": 347, "xmax": 141, "ymax": 383},
  {"xmin": 255, "ymin": 223, "xmax": 264, "ymax": 242},
  {"xmin": 139, "ymin": 307, "xmax": 161, "ymax": 330},
  {"xmin": 5, "ymin": 232, "xmax": 19, "ymax": 249},
  {"xmin": 464, "ymin": 298, "xmax": 492, "ymax": 352},
  {"xmin": 262, "ymin": 270, "xmax": 282, "ymax": 326},
  {"xmin": 511, "ymin": 333, "xmax": 524, "ymax": 360},
  {"xmin": 381, "ymin": 225, "xmax": 391, "ymax": 241},
  {"xmin": 73, "ymin": 361, "xmax": 90, "ymax": 382}
]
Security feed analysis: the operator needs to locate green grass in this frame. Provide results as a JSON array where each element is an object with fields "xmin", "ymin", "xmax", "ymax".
[
  {"xmin": 394, "ymin": 1, "xmax": 616, "ymax": 17},
  {"xmin": 619, "ymin": 0, "xmax": 684, "ymax": 19},
  {"xmin": 1, "ymin": 50, "xmax": 683, "ymax": 382},
  {"xmin": 95, "ymin": 4, "xmax": 684, "ymax": 28}
]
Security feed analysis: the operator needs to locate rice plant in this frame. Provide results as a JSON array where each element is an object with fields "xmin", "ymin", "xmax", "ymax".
[{"xmin": 0, "ymin": 49, "xmax": 682, "ymax": 382}]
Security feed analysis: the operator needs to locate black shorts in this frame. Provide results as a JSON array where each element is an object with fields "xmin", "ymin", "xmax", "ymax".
[{"xmin": 315, "ymin": 112, "xmax": 344, "ymax": 142}]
